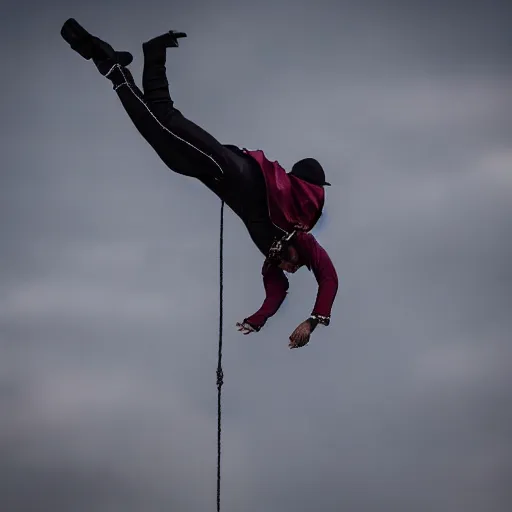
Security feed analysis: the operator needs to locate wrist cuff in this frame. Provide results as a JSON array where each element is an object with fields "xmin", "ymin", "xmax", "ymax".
[{"xmin": 309, "ymin": 314, "xmax": 330, "ymax": 326}]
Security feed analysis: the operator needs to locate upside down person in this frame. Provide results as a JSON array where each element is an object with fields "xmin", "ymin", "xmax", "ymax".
[{"xmin": 60, "ymin": 19, "xmax": 339, "ymax": 349}]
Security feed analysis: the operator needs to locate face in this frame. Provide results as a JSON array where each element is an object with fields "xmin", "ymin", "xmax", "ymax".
[{"xmin": 278, "ymin": 245, "xmax": 301, "ymax": 273}]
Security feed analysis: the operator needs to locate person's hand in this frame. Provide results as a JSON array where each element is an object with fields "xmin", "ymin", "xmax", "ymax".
[
  {"xmin": 236, "ymin": 321, "xmax": 258, "ymax": 335},
  {"xmin": 288, "ymin": 320, "xmax": 312, "ymax": 349}
]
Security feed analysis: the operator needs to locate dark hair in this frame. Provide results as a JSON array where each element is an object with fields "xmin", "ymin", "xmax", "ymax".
[{"xmin": 268, "ymin": 232, "xmax": 296, "ymax": 263}]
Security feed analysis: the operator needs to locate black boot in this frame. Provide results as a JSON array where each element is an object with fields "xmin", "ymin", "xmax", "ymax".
[
  {"xmin": 142, "ymin": 30, "xmax": 187, "ymax": 55},
  {"xmin": 60, "ymin": 18, "xmax": 133, "ymax": 75}
]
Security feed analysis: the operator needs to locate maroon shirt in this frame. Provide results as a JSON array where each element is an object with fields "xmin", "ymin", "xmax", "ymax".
[
  {"xmin": 244, "ymin": 232, "xmax": 339, "ymax": 329},
  {"xmin": 240, "ymin": 149, "xmax": 338, "ymax": 328}
]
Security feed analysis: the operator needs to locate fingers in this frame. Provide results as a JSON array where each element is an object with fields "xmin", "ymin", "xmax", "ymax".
[
  {"xmin": 288, "ymin": 323, "xmax": 311, "ymax": 348},
  {"xmin": 235, "ymin": 321, "xmax": 310, "ymax": 347},
  {"xmin": 288, "ymin": 333, "xmax": 309, "ymax": 349},
  {"xmin": 236, "ymin": 321, "xmax": 255, "ymax": 335},
  {"xmin": 236, "ymin": 323, "xmax": 249, "ymax": 334},
  {"xmin": 289, "ymin": 331, "xmax": 299, "ymax": 348}
]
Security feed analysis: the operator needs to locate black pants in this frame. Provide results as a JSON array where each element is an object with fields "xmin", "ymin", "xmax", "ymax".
[{"xmin": 103, "ymin": 46, "xmax": 284, "ymax": 256}]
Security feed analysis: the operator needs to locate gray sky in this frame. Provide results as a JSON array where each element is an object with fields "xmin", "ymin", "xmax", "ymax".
[{"xmin": 1, "ymin": 0, "xmax": 511, "ymax": 511}]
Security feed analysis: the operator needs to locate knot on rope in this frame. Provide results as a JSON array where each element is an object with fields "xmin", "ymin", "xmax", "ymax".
[{"xmin": 216, "ymin": 367, "xmax": 224, "ymax": 389}]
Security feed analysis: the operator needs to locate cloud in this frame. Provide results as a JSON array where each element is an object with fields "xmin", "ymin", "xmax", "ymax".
[{"xmin": 1, "ymin": 1, "xmax": 511, "ymax": 511}]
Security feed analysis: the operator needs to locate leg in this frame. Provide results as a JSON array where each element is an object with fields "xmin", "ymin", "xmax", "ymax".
[
  {"xmin": 106, "ymin": 63, "xmax": 229, "ymax": 183},
  {"xmin": 112, "ymin": 65, "xmax": 282, "ymax": 256},
  {"xmin": 125, "ymin": 39, "xmax": 288, "ymax": 252},
  {"xmin": 141, "ymin": 37, "xmax": 173, "ymax": 109},
  {"xmin": 61, "ymin": 21, "xmax": 284, "ymax": 256},
  {"xmin": 61, "ymin": 20, "xmax": 230, "ymax": 183},
  {"xmin": 109, "ymin": 40, "xmax": 278, "ymax": 221}
]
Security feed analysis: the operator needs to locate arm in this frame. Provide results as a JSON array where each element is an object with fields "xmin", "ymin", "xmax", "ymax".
[
  {"xmin": 243, "ymin": 261, "xmax": 289, "ymax": 330},
  {"xmin": 295, "ymin": 232, "xmax": 339, "ymax": 326},
  {"xmin": 287, "ymin": 233, "xmax": 338, "ymax": 348}
]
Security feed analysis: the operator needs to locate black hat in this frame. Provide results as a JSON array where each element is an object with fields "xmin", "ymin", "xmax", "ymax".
[{"xmin": 289, "ymin": 158, "xmax": 331, "ymax": 187}]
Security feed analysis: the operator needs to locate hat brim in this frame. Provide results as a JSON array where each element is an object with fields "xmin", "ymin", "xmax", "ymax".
[{"xmin": 324, "ymin": 182, "xmax": 331, "ymax": 186}]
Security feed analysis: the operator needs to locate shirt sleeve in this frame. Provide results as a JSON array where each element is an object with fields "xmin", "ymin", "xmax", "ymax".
[
  {"xmin": 244, "ymin": 261, "xmax": 289, "ymax": 329},
  {"xmin": 294, "ymin": 232, "xmax": 338, "ymax": 322}
]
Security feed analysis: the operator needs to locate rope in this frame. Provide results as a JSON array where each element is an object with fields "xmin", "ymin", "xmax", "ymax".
[{"xmin": 215, "ymin": 199, "xmax": 225, "ymax": 512}]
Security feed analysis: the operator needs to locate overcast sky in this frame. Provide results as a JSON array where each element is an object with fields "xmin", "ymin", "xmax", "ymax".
[{"xmin": 1, "ymin": 0, "xmax": 511, "ymax": 511}]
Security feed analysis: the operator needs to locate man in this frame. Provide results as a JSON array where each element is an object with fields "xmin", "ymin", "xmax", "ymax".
[{"xmin": 60, "ymin": 18, "xmax": 338, "ymax": 349}]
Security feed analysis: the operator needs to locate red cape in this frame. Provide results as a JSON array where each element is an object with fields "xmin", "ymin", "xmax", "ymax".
[{"xmin": 243, "ymin": 149, "xmax": 325, "ymax": 233}]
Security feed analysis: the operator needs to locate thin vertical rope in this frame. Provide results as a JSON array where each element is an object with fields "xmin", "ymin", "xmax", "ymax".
[{"xmin": 216, "ymin": 200, "xmax": 225, "ymax": 512}]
